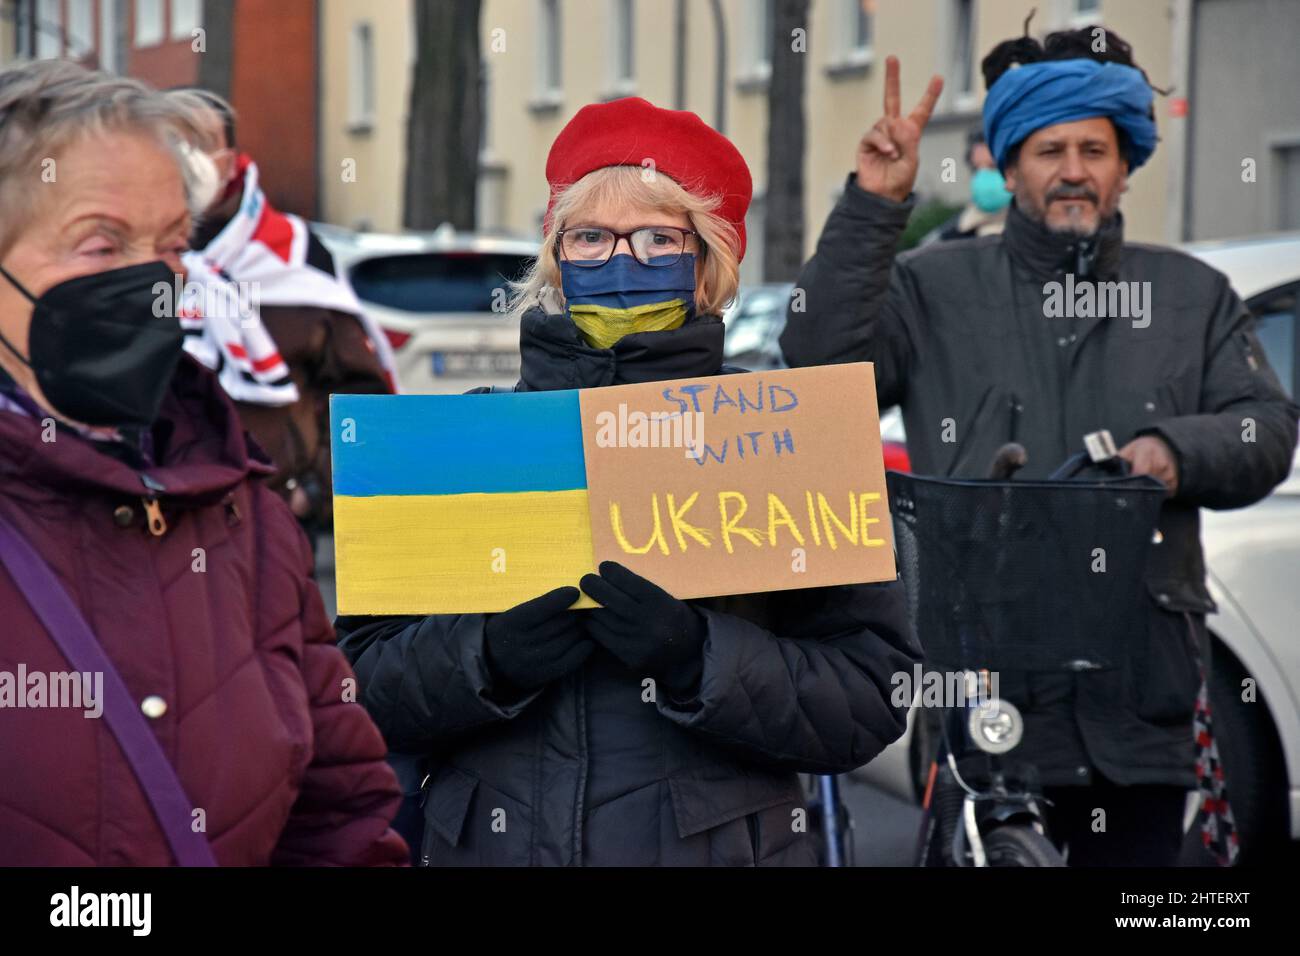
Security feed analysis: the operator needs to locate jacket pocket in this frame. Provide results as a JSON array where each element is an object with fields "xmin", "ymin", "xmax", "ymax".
[
  {"xmin": 1146, "ymin": 578, "xmax": 1216, "ymax": 615},
  {"xmin": 668, "ymin": 764, "xmax": 805, "ymax": 865},
  {"xmin": 421, "ymin": 765, "xmax": 479, "ymax": 854}
]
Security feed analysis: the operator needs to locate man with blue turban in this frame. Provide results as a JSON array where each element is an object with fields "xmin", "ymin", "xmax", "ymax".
[{"xmin": 781, "ymin": 27, "xmax": 1297, "ymax": 866}]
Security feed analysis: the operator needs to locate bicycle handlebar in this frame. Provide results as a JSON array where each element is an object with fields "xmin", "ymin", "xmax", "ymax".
[{"xmin": 983, "ymin": 441, "xmax": 1135, "ymax": 482}]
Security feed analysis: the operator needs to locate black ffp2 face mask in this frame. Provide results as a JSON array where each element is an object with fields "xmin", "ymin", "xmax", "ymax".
[{"xmin": 0, "ymin": 260, "xmax": 184, "ymax": 428}]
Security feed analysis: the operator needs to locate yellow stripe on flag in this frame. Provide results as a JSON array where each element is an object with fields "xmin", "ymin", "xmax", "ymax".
[{"xmin": 334, "ymin": 490, "xmax": 598, "ymax": 614}]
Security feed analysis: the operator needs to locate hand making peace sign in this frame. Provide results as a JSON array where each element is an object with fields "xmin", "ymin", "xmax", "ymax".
[{"xmin": 855, "ymin": 56, "xmax": 945, "ymax": 203}]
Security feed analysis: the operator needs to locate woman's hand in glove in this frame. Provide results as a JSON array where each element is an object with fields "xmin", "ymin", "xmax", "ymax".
[
  {"xmin": 483, "ymin": 586, "xmax": 593, "ymax": 693},
  {"xmin": 579, "ymin": 562, "xmax": 706, "ymax": 696}
]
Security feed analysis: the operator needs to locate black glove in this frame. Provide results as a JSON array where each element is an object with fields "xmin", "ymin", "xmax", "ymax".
[
  {"xmin": 483, "ymin": 586, "xmax": 593, "ymax": 693},
  {"xmin": 579, "ymin": 562, "xmax": 706, "ymax": 695}
]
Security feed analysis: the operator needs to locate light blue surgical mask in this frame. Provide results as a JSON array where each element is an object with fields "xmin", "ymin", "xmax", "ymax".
[{"xmin": 970, "ymin": 167, "xmax": 1012, "ymax": 213}]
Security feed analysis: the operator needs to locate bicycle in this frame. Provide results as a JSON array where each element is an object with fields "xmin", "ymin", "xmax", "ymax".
[
  {"xmin": 888, "ymin": 433, "xmax": 1167, "ymax": 866},
  {"xmin": 803, "ymin": 772, "xmax": 856, "ymax": 867}
]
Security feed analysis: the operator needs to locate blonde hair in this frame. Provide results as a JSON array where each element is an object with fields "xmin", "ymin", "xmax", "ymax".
[{"xmin": 509, "ymin": 165, "xmax": 741, "ymax": 321}]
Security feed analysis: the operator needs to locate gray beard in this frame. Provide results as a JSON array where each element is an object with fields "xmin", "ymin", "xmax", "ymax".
[{"xmin": 1018, "ymin": 196, "xmax": 1120, "ymax": 239}]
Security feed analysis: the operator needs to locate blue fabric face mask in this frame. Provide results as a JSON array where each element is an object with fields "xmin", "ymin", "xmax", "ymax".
[
  {"xmin": 559, "ymin": 253, "xmax": 696, "ymax": 350},
  {"xmin": 970, "ymin": 167, "xmax": 1012, "ymax": 213}
]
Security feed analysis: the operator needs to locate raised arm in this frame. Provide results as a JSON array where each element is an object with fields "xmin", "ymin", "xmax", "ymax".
[{"xmin": 780, "ymin": 57, "xmax": 942, "ymax": 406}]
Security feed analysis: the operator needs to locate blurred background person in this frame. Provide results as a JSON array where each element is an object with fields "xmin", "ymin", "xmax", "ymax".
[
  {"xmin": 169, "ymin": 137, "xmax": 302, "ymax": 464},
  {"xmin": 918, "ymin": 129, "xmax": 1010, "ymax": 246},
  {"xmin": 174, "ymin": 88, "xmax": 397, "ymax": 547}
]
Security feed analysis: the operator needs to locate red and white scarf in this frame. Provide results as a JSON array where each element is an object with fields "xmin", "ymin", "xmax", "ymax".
[
  {"xmin": 196, "ymin": 157, "xmax": 398, "ymax": 391},
  {"xmin": 179, "ymin": 252, "xmax": 298, "ymax": 407}
]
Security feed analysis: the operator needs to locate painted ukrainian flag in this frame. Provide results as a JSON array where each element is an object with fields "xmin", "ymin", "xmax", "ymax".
[{"xmin": 331, "ymin": 391, "xmax": 597, "ymax": 615}]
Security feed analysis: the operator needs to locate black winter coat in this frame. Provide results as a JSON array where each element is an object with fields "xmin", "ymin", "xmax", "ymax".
[
  {"xmin": 337, "ymin": 309, "xmax": 921, "ymax": 865},
  {"xmin": 780, "ymin": 180, "xmax": 1299, "ymax": 787}
]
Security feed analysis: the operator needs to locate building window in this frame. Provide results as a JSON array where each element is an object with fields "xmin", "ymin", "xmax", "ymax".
[
  {"xmin": 851, "ymin": 0, "xmax": 872, "ymax": 53},
  {"xmin": 134, "ymin": 0, "xmax": 164, "ymax": 47},
  {"xmin": 477, "ymin": 165, "xmax": 509, "ymax": 234},
  {"xmin": 1071, "ymin": 0, "xmax": 1102, "ymax": 23},
  {"xmin": 534, "ymin": 0, "xmax": 562, "ymax": 103},
  {"xmin": 348, "ymin": 22, "xmax": 376, "ymax": 132},
  {"xmin": 67, "ymin": 0, "xmax": 95, "ymax": 57},
  {"xmin": 479, "ymin": 61, "xmax": 493, "ymax": 154},
  {"xmin": 738, "ymin": 0, "xmax": 775, "ymax": 90},
  {"xmin": 35, "ymin": 0, "xmax": 60, "ymax": 57},
  {"xmin": 99, "ymin": 0, "xmax": 120, "ymax": 71},
  {"xmin": 170, "ymin": 0, "xmax": 203, "ymax": 41},
  {"xmin": 607, "ymin": 0, "xmax": 635, "ymax": 95},
  {"xmin": 760, "ymin": 0, "xmax": 775, "ymax": 67},
  {"xmin": 828, "ymin": 0, "xmax": 873, "ymax": 76},
  {"xmin": 949, "ymin": 0, "xmax": 976, "ymax": 108},
  {"xmin": 13, "ymin": 0, "xmax": 33, "ymax": 59},
  {"xmin": 407, "ymin": 0, "xmax": 417, "ymax": 65}
]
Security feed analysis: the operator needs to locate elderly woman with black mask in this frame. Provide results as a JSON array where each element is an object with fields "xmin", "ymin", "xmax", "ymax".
[
  {"xmin": 0, "ymin": 59, "xmax": 405, "ymax": 866},
  {"xmin": 337, "ymin": 97, "xmax": 920, "ymax": 867}
]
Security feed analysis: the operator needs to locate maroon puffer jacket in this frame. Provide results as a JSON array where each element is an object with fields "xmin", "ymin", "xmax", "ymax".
[{"xmin": 0, "ymin": 358, "xmax": 407, "ymax": 865}]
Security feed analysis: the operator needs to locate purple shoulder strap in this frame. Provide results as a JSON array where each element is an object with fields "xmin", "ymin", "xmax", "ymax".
[{"xmin": 0, "ymin": 512, "xmax": 217, "ymax": 866}]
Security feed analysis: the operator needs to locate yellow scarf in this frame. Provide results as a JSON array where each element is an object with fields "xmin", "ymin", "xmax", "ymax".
[{"xmin": 568, "ymin": 298, "xmax": 689, "ymax": 350}]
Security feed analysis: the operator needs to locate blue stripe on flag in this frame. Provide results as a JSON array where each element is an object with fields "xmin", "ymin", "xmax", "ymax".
[{"xmin": 330, "ymin": 390, "xmax": 587, "ymax": 496}]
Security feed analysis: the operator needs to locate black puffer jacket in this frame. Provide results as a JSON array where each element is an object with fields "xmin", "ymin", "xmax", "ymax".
[
  {"xmin": 780, "ymin": 180, "xmax": 1299, "ymax": 787},
  {"xmin": 337, "ymin": 309, "xmax": 921, "ymax": 865}
]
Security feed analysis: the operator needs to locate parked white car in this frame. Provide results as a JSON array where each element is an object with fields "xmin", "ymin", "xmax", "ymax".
[
  {"xmin": 859, "ymin": 233, "xmax": 1300, "ymax": 864},
  {"xmin": 314, "ymin": 223, "xmax": 537, "ymax": 394}
]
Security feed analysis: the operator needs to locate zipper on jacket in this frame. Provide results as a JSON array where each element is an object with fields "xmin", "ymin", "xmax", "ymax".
[
  {"xmin": 1008, "ymin": 391, "xmax": 1023, "ymax": 443},
  {"xmin": 571, "ymin": 670, "xmax": 589, "ymax": 866},
  {"xmin": 1072, "ymin": 236, "xmax": 1098, "ymax": 280},
  {"xmin": 140, "ymin": 474, "xmax": 167, "ymax": 537},
  {"xmin": 1240, "ymin": 331, "xmax": 1260, "ymax": 372},
  {"xmin": 140, "ymin": 497, "xmax": 166, "ymax": 536}
]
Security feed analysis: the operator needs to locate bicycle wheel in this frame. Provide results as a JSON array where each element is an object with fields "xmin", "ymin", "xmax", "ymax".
[{"xmin": 982, "ymin": 824, "xmax": 1066, "ymax": 867}]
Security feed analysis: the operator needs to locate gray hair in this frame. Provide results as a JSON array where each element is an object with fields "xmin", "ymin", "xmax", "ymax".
[{"xmin": 0, "ymin": 59, "xmax": 212, "ymax": 257}]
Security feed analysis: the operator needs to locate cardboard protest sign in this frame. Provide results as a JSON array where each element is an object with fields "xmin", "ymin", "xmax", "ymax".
[
  {"xmin": 578, "ymin": 363, "xmax": 895, "ymax": 600},
  {"xmin": 331, "ymin": 363, "xmax": 894, "ymax": 615}
]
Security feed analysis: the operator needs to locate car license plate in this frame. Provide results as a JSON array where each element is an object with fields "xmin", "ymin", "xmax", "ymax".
[{"xmin": 431, "ymin": 351, "xmax": 519, "ymax": 377}]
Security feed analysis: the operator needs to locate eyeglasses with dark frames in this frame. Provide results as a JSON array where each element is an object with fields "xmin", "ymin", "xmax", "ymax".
[{"xmin": 556, "ymin": 226, "xmax": 700, "ymax": 267}]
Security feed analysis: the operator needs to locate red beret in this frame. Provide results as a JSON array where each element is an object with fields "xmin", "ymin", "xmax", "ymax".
[{"xmin": 544, "ymin": 97, "xmax": 754, "ymax": 261}]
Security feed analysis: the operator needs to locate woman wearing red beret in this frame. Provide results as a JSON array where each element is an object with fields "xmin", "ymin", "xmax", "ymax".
[{"xmin": 337, "ymin": 97, "xmax": 920, "ymax": 866}]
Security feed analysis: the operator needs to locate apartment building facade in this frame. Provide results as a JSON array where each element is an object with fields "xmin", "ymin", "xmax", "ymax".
[
  {"xmin": 319, "ymin": 0, "xmax": 1178, "ymax": 282},
  {"xmin": 1, "ymin": 0, "xmax": 322, "ymax": 218},
  {"xmin": 7, "ymin": 1, "xmax": 1295, "ymax": 267}
]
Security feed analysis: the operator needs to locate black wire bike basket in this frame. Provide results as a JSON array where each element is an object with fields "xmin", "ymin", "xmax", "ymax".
[{"xmin": 887, "ymin": 467, "xmax": 1166, "ymax": 673}]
